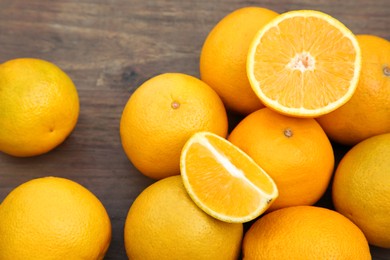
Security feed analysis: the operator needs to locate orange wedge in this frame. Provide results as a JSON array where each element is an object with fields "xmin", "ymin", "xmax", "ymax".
[
  {"xmin": 247, "ymin": 10, "xmax": 361, "ymax": 117},
  {"xmin": 180, "ymin": 131, "xmax": 278, "ymax": 223}
]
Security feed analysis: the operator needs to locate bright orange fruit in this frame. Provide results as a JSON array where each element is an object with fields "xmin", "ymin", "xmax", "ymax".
[
  {"xmin": 242, "ymin": 206, "xmax": 371, "ymax": 259},
  {"xmin": 332, "ymin": 133, "xmax": 390, "ymax": 248},
  {"xmin": 228, "ymin": 108, "xmax": 334, "ymax": 211},
  {"xmin": 180, "ymin": 131, "xmax": 278, "ymax": 223},
  {"xmin": 0, "ymin": 177, "xmax": 111, "ymax": 259},
  {"xmin": 124, "ymin": 176, "xmax": 243, "ymax": 260},
  {"xmin": 120, "ymin": 73, "xmax": 228, "ymax": 180},
  {"xmin": 0, "ymin": 58, "xmax": 79, "ymax": 157},
  {"xmin": 247, "ymin": 10, "xmax": 361, "ymax": 117},
  {"xmin": 200, "ymin": 7, "xmax": 279, "ymax": 114}
]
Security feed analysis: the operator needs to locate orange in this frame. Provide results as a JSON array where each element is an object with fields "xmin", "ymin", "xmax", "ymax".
[
  {"xmin": 228, "ymin": 108, "xmax": 334, "ymax": 211},
  {"xmin": 180, "ymin": 131, "xmax": 278, "ymax": 223},
  {"xmin": 242, "ymin": 206, "xmax": 371, "ymax": 259},
  {"xmin": 332, "ymin": 133, "xmax": 390, "ymax": 248},
  {"xmin": 0, "ymin": 177, "xmax": 112, "ymax": 259},
  {"xmin": 200, "ymin": 7, "xmax": 279, "ymax": 114},
  {"xmin": 120, "ymin": 73, "xmax": 228, "ymax": 180},
  {"xmin": 0, "ymin": 58, "xmax": 79, "ymax": 157},
  {"xmin": 124, "ymin": 176, "xmax": 243, "ymax": 260},
  {"xmin": 247, "ymin": 10, "xmax": 361, "ymax": 117},
  {"xmin": 317, "ymin": 35, "xmax": 390, "ymax": 145}
]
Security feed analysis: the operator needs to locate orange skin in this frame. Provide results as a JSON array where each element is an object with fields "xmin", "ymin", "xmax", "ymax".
[
  {"xmin": 120, "ymin": 73, "xmax": 228, "ymax": 180},
  {"xmin": 124, "ymin": 176, "xmax": 243, "ymax": 260},
  {"xmin": 200, "ymin": 7, "xmax": 278, "ymax": 114},
  {"xmin": 0, "ymin": 58, "xmax": 79, "ymax": 157},
  {"xmin": 0, "ymin": 177, "xmax": 112, "ymax": 259},
  {"xmin": 243, "ymin": 206, "xmax": 371, "ymax": 259},
  {"xmin": 228, "ymin": 108, "xmax": 334, "ymax": 211},
  {"xmin": 333, "ymin": 133, "xmax": 390, "ymax": 248}
]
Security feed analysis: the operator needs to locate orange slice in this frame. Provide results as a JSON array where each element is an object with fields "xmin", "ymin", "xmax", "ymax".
[
  {"xmin": 180, "ymin": 131, "xmax": 278, "ymax": 223},
  {"xmin": 247, "ymin": 10, "xmax": 361, "ymax": 117}
]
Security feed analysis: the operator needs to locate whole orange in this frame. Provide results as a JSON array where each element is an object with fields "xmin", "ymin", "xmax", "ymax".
[
  {"xmin": 120, "ymin": 73, "xmax": 228, "ymax": 180},
  {"xmin": 0, "ymin": 58, "xmax": 79, "ymax": 157},
  {"xmin": 0, "ymin": 177, "xmax": 112, "ymax": 259},
  {"xmin": 200, "ymin": 7, "xmax": 279, "ymax": 114},
  {"xmin": 228, "ymin": 108, "xmax": 334, "ymax": 211},
  {"xmin": 332, "ymin": 133, "xmax": 390, "ymax": 248},
  {"xmin": 124, "ymin": 176, "xmax": 243, "ymax": 260},
  {"xmin": 317, "ymin": 35, "xmax": 390, "ymax": 145},
  {"xmin": 242, "ymin": 206, "xmax": 371, "ymax": 259}
]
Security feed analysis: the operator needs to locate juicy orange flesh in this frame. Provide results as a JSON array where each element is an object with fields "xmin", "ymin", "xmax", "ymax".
[
  {"xmin": 253, "ymin": 16, "xmax": 357, "ymax": 109},
  {"xmin": 184, "ymin": 135, "xmax": 274, "ymax": 217}
]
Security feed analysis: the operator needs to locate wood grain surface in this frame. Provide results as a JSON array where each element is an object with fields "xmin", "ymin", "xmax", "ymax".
[{"xmin": 0, "ymin": 1, "xmax": 389, "ymax": 259}]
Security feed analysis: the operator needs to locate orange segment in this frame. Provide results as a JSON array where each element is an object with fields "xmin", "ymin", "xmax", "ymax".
[
  {"xmin": 180, "ymin": 131, "xmax": 278, "ymax": 223},
  {"xmin": 247, "ymin": 10, "xmax": 361, "ymax": 117}
]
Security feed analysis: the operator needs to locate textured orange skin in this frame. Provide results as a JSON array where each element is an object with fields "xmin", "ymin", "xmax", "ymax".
[
  {"xmin": 332, "ymin": 133, "xmax": 390, "ymax": 248},
  {"xmin": 0, "ymin": 177, "xmax": 112, "ymax": 259},
  {"xmin": 0, "ymin": 58, "xmax": 79, "ymax": 157},
  {"xmin": 242, "ymin": 206, "xmax": 371, "ymax": 260},
  {"xmin": 124, "ymin": 176, "xmax": 243, "ymax": 260},
  {"xmin": 200, "ymin": 7, "xmax": 278, "ymax": 115},
  {"xmin": 120, "ymin": 73, "xmax": 228, "ymax": 180},
  {"xmin": 228, "ymin": 108, "xmax": 334, "ymax": 211},
  {"xmin": 317, "ymin": 35, "xmax": 390, "ymax": 145}
]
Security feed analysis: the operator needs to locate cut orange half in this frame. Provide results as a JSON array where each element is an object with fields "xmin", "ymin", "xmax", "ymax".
[
  {"xmin": 247, "ymin": 10, "xmax": 361, "ymax": 117},
  {"xmin": 180, "ymin": 131, "xmax": 278, "ymax": 223}
]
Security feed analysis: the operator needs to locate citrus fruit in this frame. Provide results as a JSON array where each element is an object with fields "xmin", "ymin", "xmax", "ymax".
[
  {"xmin": 200, "ymin": 7, "xmax": 279, "ymax": 114},
  {"xmin": 247, "ymin": 10, "xmax": 361, "ymax": 117},
  {"xmin": 0, "ymin": 177, "xmax": 111, "ymax": 259},
  {"xmin": 180, "ymin": 131, "xmax": 278, "ymax": 223},
  {"xmin": 124, "ymin": 176, "xmax": 243, "ymax": 260},
  {"xmin": 0, "ymin": 58, "xmax": 79, "ymax": 157},
  {"xmin": 228, "ymin": 108, "xmax": 334, "ymax": 211},
  {"xmin": 317, "ymin": 34, "xmax": 390, "ymax": 145},
  {"xmin": 120, "ymin": 73, "xmax": 228, "ymax": 180},
  {"xmin": 242, "ymin": 206, "xmax": 371, "ymax": 259},
  {"xmin": 332, "ymin": 133, "xmax": 390, "ymax": 248}
]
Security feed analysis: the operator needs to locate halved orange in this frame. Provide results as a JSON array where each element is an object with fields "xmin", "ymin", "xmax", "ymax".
[
  {"xmin": 247, "ymin": 10, "xmax": 361, "ymax": 117},
  {"xmin": 180, "ymin": 131, "xmax": 278, "ymax": 223}
]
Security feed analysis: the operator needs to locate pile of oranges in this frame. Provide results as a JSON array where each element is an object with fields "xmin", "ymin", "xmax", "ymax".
[{"xmin": 0, "ymin": 5, "xmax": 389, "ymax": 260}]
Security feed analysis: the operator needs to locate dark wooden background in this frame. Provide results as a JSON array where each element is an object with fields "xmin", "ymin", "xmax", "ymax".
[{"xmin": 0, "ymin": 0, "xmax": 389, "ymax": 259}]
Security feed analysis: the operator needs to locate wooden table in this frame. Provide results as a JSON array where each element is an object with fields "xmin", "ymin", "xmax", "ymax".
[{"xmin": 1, "ymin": 1, "xmax": 389, "ymax": 259}]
